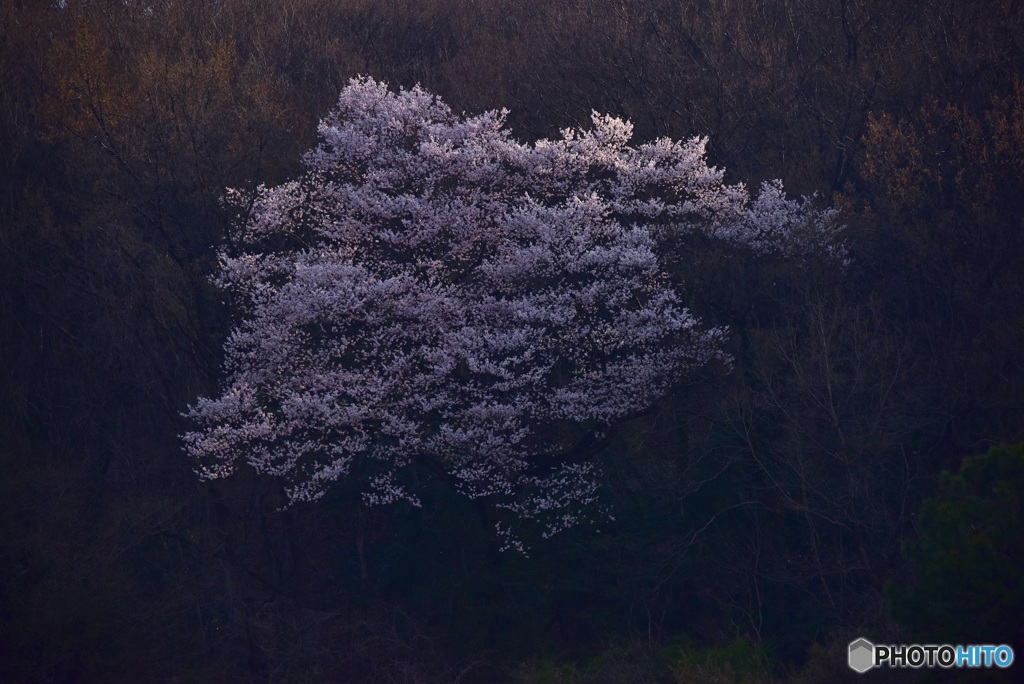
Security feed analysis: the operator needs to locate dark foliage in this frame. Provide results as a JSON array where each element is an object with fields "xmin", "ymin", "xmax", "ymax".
[{"xmin": 1, "ymin": 1, "xmax": 1022, "ymax": 681}]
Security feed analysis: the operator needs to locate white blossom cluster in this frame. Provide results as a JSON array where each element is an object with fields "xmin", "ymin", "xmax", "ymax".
[{"xmin": 183, "ymin": 77, "xmax": 839, "ymax": 544}]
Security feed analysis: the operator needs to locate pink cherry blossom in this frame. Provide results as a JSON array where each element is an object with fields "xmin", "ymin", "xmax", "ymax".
[{"xmin": 184, "ymin": 77, "xmax": 840, "ymax": 545}]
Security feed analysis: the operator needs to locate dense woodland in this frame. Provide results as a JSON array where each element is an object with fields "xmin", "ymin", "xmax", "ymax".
[{"xmin": 1, "ymin": 0, "xmax": 1023, "ymax": 681}]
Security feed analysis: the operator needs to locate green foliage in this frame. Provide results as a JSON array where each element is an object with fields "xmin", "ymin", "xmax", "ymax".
[
  {"xmin": 891, "ymin": 443, "xmax": 1024, "ymax": 649},
  {"xmin": 510, "ymin": 656, "xmax": 584, "ymax": 683},
  {"xmin": 663, "ymin": 636, "xmax": 775, "ymax": 684}
]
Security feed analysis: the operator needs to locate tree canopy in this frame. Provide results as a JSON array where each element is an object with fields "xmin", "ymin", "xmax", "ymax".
[
  {"xmin": 184, "ymin": 78, "xmax": 838, "ymax": 546},
  {"xmin": 4, "ymin": 1, "xmax": 1024, "ymax": 679}
]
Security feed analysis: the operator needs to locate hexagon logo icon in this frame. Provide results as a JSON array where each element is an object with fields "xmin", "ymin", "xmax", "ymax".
[{"xmin": 848, "ymin": 638, "xmax": 875, "ymax": 673}]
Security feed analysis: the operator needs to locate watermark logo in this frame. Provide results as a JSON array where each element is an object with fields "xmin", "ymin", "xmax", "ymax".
[
  {"xmin": 848, "ymin": 638, "xmax": 1014, "ymax": 672},
  {"xmin": 848, "ymin": 638, "xmax": 875, "ymax": 673}
]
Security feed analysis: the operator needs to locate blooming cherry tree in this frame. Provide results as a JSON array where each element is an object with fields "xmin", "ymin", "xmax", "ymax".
[{"xmin": 184, "ymin": 77, "xmax": 838, "ymax": 547}]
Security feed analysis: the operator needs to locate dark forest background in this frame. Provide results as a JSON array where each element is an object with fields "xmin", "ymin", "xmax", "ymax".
[{"xmin": 2, "ymin": 0, "xmax": 1023, "ymax": 681}]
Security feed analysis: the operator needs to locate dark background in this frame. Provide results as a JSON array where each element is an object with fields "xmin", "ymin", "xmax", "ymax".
[{"xmin": 1, "ymin": 1, "xmax": 1022, "ymax": 681}]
